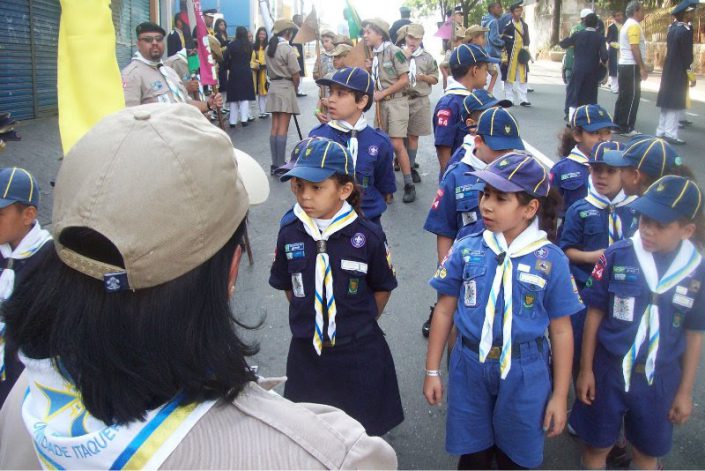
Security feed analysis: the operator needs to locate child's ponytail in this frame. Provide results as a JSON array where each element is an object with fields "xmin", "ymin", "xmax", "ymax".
[
  {"xmin": 517, "ymin": 187, "xmax": 563, "ymax": 243},
  {"xmin": 558, "ymin": 127, "xmax": 579, "ymax": 157},
  {"xmin": 333, "ymin": 174, "xmax": 365, "ymax": 218}
]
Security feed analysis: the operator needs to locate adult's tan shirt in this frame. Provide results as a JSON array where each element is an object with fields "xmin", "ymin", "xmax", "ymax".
[
  {"xmin": 121, "ymin": 59, "xmax": 190, "ymax": 107},
  {"xmin": 0, "ymin": 373, "xmax": 398, "ymax": 469}
]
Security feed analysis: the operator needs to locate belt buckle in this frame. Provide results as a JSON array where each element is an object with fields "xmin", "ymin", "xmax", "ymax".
[
  {"xmin": 634, "ymin": 364, "xmax": 646, "ymax": 374},
  {"xmin": 488, "ymin": 346, "xmax": 502, "ymax": 360}
]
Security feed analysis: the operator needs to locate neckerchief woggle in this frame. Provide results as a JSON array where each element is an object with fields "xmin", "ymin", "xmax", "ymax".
[
  {"xmin": 584, "ymin": 182, "xmax": 636, "ymax": 245},
  {"xmin": 480, "ymin": 219, "xmax": 551, "ymax": 379},
  {"xmin": 21, "ymin": 353, "xmax": 216, "ymax": 469},
  {"xmin": 371, "ymin": 41, "xmax": 392, "ymax": 91},
  {"xmin": 623, "ymin": 232, "xmax": 701, "ymax": 391},
  {"xmin": 328, "ymin": 115, "xmax": 368, "ymax": 169},
  {"xmin": 0, "ymin": 222, "xmax": 51, "ymax": 381},
  {"xmin": 408, "ymin": 47, "xmax": 424, "ymax": 88},
  {"xmin": 133, "ymin": 52, "xmax": 187, "ymax": 104},
  {"xmin": 293, "ymin": 202, "xmax": 358, "ymax": 354}
]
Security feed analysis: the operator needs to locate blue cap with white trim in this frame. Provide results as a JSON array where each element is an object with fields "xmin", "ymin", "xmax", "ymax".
[
  {"xmin": 449, "ymin": 43, "xmax": 500, "ymax": 68},
  {"xmin": 0, "ymin": 167, "xmax": 40, "ymax": 208},
  {"xmin": 470, "ymin": 152, "xmax": 550, "ymax": 198},
  {"xmin": 475, "ymin": 107, "xmax": 525, "ymax": 151},
  {"xmin": 281, "ymin": 138, "xmax": 353, "ymax": 183},
  {"xmin": 630, "ymin": 175, "xmax": 702, "ymax": 223},
  {"xmin": 316, "ymin": 67, "xmax": 374, "ymax": 96}
]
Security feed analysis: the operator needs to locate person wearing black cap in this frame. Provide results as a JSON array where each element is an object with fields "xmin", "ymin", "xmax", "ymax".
[
  {"xmin": 121, "ymin": 22, "xmax": 222, "ymax": 112},
  {"xmin": 192, "ymin": 8, "xmax": 217, "ymax": 37},
  {"xmin": 390, "ymin": 6, "xmax": 412, "ymax": 45},
  {"xmin": 656, "ymin": 0, "xmax": 698, "ymax": 145}
]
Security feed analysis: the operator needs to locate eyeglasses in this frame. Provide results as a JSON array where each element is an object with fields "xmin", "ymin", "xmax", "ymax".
[{"xmin": 139, "ymin": 35, "xmax": 164, "ymax": 43}]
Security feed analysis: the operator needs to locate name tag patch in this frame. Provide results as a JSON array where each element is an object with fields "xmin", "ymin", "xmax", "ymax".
[
  {"xmin": 673, "ymin": 293, "xmax": 694, "ymax": 309},
  {"xmin": 461, "ymin": 211, "xmax": 478, "ymax": 226},
  {"xmin": 518, "ymin": 272, "xmax": 546, "ymax": 289},
  {"xmin": 341, "ymin": 259, "xmax": 368, "ymax": 274},
  {"xmin": 517, "ymin": 263, "xmax": 531, "ymax": 273},
  {"xmin": 464, "ymin": 279, "xmax": 477, "ymax": 307},
  {"xmin": 613, "ymin": 296, "xmax": 635, "ymax": 322},
  {"xmin": 292, "ymin": 273, "xmax": 305, "ymax": 298}
]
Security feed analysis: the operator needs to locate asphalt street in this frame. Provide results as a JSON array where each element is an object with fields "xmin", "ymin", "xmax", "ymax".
[{"xmin": 2, "ymin": 61, "xmax": 705, "ymax": 469}]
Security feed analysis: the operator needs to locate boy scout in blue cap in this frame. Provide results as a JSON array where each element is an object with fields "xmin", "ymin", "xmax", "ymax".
[
  {"xmin": 424, "ymin": 152, "xmax": 583, "ymax": 469},
  {"xmin": 0, "ymin": 167, "xmax": 53, "ymax": 408},
  {"xmin": 434, "ymin": 44, "xmax": 500, "ymax": 174},
  {"xmin": 422, "ymin": 107, "xmax": 523, "ymax": 337},
  {"xmin": 269, "ymin": 138, "xmax": 403, "ymax": 437},
  {"xmin": 571, "ymin": 175, "xmax": 705, "ymax": 470},
  {"xmin": 309, "ymin": 67, "xmax": 396, "ymax": 226}
]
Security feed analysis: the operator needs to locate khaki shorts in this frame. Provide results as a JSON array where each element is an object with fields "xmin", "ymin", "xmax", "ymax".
[
  {"xmin": 407, "ymin": 95, "xmax": 432, "ymax": 137},
  {"xmin": 376, "ymin": 96, "xmax": 408, "ymax": 138}
]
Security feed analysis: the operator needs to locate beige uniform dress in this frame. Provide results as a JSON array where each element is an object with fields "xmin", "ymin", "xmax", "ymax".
[
  {"xmin": 373, "ymin": 43, "xmax": 409, "ymax": 138},
  {"xmin": 121, "ymin": 58, "xmax": 190, "ymax": 107},
  {"xmin": 406, "ymin": 50, "xmax": 438, "ymax": 136},
  {"xmin": 266, "ymin": 40, "xmax": 301, "ymax": 114}
]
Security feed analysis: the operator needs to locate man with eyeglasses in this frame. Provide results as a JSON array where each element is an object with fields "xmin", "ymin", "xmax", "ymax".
[{"xmin": 121, "ymin": 22, "xmax": 222, "ymax": 112}]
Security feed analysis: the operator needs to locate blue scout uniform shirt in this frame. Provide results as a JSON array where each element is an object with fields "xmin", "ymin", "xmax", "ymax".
[
  {"xmin": 582, "ymin": 239, "xmax": 705, "ymax": 370},
  {"xmin": 433, "ymin": 93, "xmax": 467, "ymax": 154},
  {"xmin": 550, "ymin": 157, "xmax": 590, "ymax": 216},
  {"xmin": 309, "ymin": 124, "xmax": 397, "ymax": 220},
  {"xmin": 424, "ymin": 160, "xmax": 483, "ymax": 240},
  {"xmin": 559, "ymin": 199, "xmax": 638, "ymax": 285},
  {"xmin": 269, "ymin": 216, "xmax": 397, "ymax": 339},
  {"xmin": 430, "ymin": 233, "xmax": 584, "ymax": 344}
]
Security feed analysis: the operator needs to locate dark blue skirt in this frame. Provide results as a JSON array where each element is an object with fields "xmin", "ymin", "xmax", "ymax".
[{"xmin": 284, "ymin": 323, "xmax": 404, "ymax": 436}]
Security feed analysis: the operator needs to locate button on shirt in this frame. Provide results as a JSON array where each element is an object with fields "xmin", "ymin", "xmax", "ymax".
[
  {"xmin": 424, "ymin": 161, "xmax": 483, "ymax": 240},
  {"xmin": 433, "ymin": 93, "xmax": 467, "ymax": 154},
  {"xmin": 309, "ymin": 125, "xmax": 397, "ymax": 220},
  {"xmin": 269, "ymin": 218, "xmax": 397, "ymax": 339},
  {"xmin": 582, "ymin": 239, "xmax": 705, "ymax": 369},
  {"xmin": 559, "ymin": 199, "xmax": 638, "ymax": 285},
  {"xmin": 430, "ymin": 233, "xmax": 583, "ymax": 344},
  {"xmin": 550, "ymin": 158, "xmax": 590, "ymax": 216}
]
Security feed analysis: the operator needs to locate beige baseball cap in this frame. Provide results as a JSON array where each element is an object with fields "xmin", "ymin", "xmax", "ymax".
[
  {"xmin": 52, "ymin": 103, "xmax": 269, "ymax": 291},
  {"xmin": 405, "ymin": 23, "xmax": 425, "ymax": 39},
  {"xmin": 272, "ymin": 19, "xmax": 298, "ymax": 35},
  {"xmin": 464, "ymin": 24, "xmax": 489, "ymax": 39},
  {"xmin": 362, "ymin": 18, "xmax": 391, "ymax": 38},
  {"xmin": 395, "ymin": 25, "xmax": 409, "ymax": 44},
  {"xmin": 323, "ymin": 43, "xmax": 353, "ymax": 57}
]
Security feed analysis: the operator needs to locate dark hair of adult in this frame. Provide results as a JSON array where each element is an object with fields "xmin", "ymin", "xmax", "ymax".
[
  {"xmin": 215, "ymin": 18, "xmax": 228, "ymax": 35},
  {"xmin": 267, "ymin": 28, "xmax": 296, "ymax": 58},
  {"xmin": 488, "ymin": 2, "xmax": 501, "ymax": 12},
  {"xmin": 254, "ymin": 26, "xmax": 268, "ymax": 49},
  {"xmin": 234, "ymin": 25, "xmax": 252, "ymax": 57},
  {"xmin": 584, "ymin": 13, "xmax": 598, "ymax": 28},
  {"xmin": 173, "ymin": 13, "xmax": 183, "ymax": 28},
  {"xmin": 3, "ymin": 220, "xmax": 258, "ymax": 425}
]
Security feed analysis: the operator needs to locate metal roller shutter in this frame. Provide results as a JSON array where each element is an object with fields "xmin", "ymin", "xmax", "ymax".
[
  {"xmin": 113, "ymin": 0, "xmax": 152, "ymax": 70},
  {"xmin": 31, "ymin": 0, "xmax": 61, "ymax": 117},
  {"xmin": 0, "ymin": 0, "xmax": 35, "ymax": 120}
]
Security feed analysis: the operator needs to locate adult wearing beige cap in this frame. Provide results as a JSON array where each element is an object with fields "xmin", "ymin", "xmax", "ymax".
[
  {"xmin": 362, "ymin": 17, "xmax": 416, "ymax": 203},
  {"xmin": 0, "ymin": 104, "xmax": 397, "ymax": 470},
  {"xmin": 266, "ymin": 19, "xmax": 301, "ymax": 176},
  {"xmin": 403, "ymin": 24, "xmax": 439, "ymax": 181}
]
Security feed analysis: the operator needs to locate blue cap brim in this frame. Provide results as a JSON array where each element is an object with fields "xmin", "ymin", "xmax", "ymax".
[
  {"xmin": 581, "ymin": 121, "xmax": 618, "ymax": 132},
  {"xmin": 481, "ymin": 56, "xmax": 501, "ymax": 64},
  {"xmin": 316, "ymin": 77, "xmax": 370, "ymax": 95},
  {"xmin": 602, "ymin": 150, "xmax": 632, "ymax": 168},
  {"xmin": 482, "ymin": 134, "xmax": 525, "ymax": 151},
  {"xmin": 469, "ymin": 169, "xmax": 525, "ymax": 194},
  {"xmin": 629, "ymin": 197, "xmax": 682, "ymax": 224},
  {"xmin": 0, "ymin": 199, "xmax": 16, "ymax": 209},
  {"xmin": 280, "ymin": 167, "xmax": 336, "ymax": 182}
]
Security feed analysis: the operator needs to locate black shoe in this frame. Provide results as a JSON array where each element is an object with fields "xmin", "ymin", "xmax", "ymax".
[
  {"xmin": 520, "ymin": 101, "xmax": 532, "ymax": 107},
  {"xmin": 296, "ymin": 93, "xmax": 307, "ymax": 97},
  {"xmin": 413, "ymin": 162, "xmax": 419, "ymax": 169},
  {"xmin": 664, "ymin": 136, "xmax": 686, "ymax": 145},
  {"xmin": 241, "ymin": 122, "xmax": 249, "ymax": 127},
  {"xmin": 606, "ymin": 444, "xmax": 631, "ymax": 469},
  {"xmin": 422, "ymin": 305, "xmax": 435, "ymax": 338},
  {"xmin": 527, "ymin": 87, "xmax": 534, "ymax": 92},
  {"xmin": 229, "ymin": 123, "xmax": 237, "ymax": 128},
  {"xmin": 248, "ymin": 116, "xmax": 255, "ymax": 122},
  {"xmin": 403, "ymin": 183, "xmax": 416, "ymax": 203},
  {"xmin": 270, "ymin": 165, "xmax": 278, "ymax": 175},
  {"xmin": 0, "ymin": 130, "xmax": 20, "ymax": 141},
  {"xmin": 679, "ymin": 119, "xmax": 693, "ymax": 126},
  {"xmin": 411, "ymin": 168, "xmax": 421, "ymax": 183}
]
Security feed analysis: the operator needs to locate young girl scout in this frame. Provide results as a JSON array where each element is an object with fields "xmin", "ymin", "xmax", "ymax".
[
  {"xmin": 424, "ymin": 153, "xmax": 583, "ymax": 469},
  {"xmin": 266, "ymin": 19, "xmax": 301, "ymax": 176},
  {"xmin": 309, "ymin": 67, "xmax": 396, "ymax": 227},
  {"xmin": 269, "ymin": 138, "xmax": 404, "ymax": 437},
  {"xmin": 570, "ymin": 175, "xmax": 705, "ymax": 470},
  {"xmin": 550, "ymin": 105, "xmax": 616, "ymax": 221}
]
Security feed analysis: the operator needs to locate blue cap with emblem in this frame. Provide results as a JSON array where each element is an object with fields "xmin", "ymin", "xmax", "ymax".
[
  {"xmin": 449, "ymin": 43, "xmax": 500, "ymax": 68},
  {"xmin": 0, "ymin": 167, "xmax": 40, "ymax": 209},
  {"xmin": 316, "ymin": 67, "xmax": 374, "ymax": 96},
  {"xmin": 672, "ymin": 0, "xmax": 697, "ymax": 15},
  {"xmin": 603, "ymin": 136, "xmax": 683, "ymax": 178},
  {"xmin": 630, "ymin": 175, "xmax": 703, "ymax": 223},
  {"xmin": 571, "ymin": 104, "xmax": 617, "ymax": 132},
  {"xmin": 589, "ymin": 140, "xmax": 625, "ymax": 165},
  {"xmin": 460, "ymin": 90, "xmax": 512, "ymax": 122},
  {"xmin": 475, "ymin": 107, "xmax": 525, "ymax": 151},
  {"xmin": 281, "ymin": 138, "xmax": 353, "ymax": 182},
  {"xmin": 470, "ymin": 152, "xmax": 550, "ymax": 198}
]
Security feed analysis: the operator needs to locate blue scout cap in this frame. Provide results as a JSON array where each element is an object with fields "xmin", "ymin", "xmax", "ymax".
[
  {"xmin": 475, "ymin": 107, "xmax": 525, "ymax": 151},
  {"xmin": 571, "ymin": 104, "xmax": 617, "ymax": 132},
  {"xmin": 672, "ymin": 0, "xmax": 696, "ymax": 15},
  {"xmin": 589, "ymin": 140, "xmax": 625, "ymax": 165},
  {"xmin": 281, "ymin": 138, "xmax": 353, "ymax": 183},
  {"xmin": 449, "ymin": 43, "xmax": 500, "ymax": 68},
  {"xmin": 460, "ymin": 90, "xmax": 512, "ymax": 122},
  {"xmin": 316, "ymin": 67, "xmax": 374, "ymax": 96},
  {"xmin": 606, "ymin": 136, "xmax": 683, "ymax": 177},
  {"xmin": 630, "ymin": 176, "xmax": 702, "ymax": 223},
  {"xmin": 0, "ymin": 167, "xmax": 40, "ymax": 208},
  {"xmin": 470, "ymin": 152, "xmax": 550, "ymax": 198}
]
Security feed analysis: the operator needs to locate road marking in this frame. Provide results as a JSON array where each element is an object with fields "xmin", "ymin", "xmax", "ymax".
[
  {"xmin": 522, "ymin": 140, "xmax": 555, "ymax": 169},
  {"xmin": 640, "ymin": 98, "xmax": 650, "ymax": 103},
  {"xmin": 686, "ymin": 112, "xmax": 699, "ymax": 117}
]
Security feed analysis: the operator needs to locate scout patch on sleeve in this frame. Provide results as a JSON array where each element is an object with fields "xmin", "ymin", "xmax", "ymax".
[
  {"xmin": 464, "ymin": 279, "xmax": 477, "ymax": 307},
  {"xmin": 436, "ymin": 109, "xmax": 451, "ymax": 127},
  {"xmin": 385, "ymin": 241, "xmax": 396, "ymax": 276},
  {"xmin": 535, "ymin": 260, "xmax": 552, "ymax": 275},
  {"xmin": 292, "ymin": 273, "xmax": 305, "ymax": 298},
  {"xmin": 613, "ymin": 295, "xmax": 635, "ymax": 322},
  {"xmin": 431, "ymin": 189, "xmax": 445, "ymax": 210},
  {"xmin": 395, "ymin": 50, "xmax": 407, "ymax": 63},
  {"xmin": 591, "ymin": 254, "xmax": 607, "ymax": 281}
]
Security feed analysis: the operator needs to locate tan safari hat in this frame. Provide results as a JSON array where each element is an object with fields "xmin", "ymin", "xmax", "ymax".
[
  {"xmin": 362, "ymin": 18, "xmax": 391, "ymax": 38},
  {"xmin": 464, "ymin": 24, "xmax": 489, "ymax": 39},
  {"xmin": 52, "ymin": 103, "xmax": 269, "ymax": 291},
  {"xmin": 323, "ymin": 43, "xmax": 353, "ymax": 57},
  {"xmin": 272, "ymin": 19, "xmax": 298, "ymax": 35},
  {"xmin": 395, "ymin": 25, "xmax": 409, "ymax": 44},
  {"xmin": 405, "ymin": 23, "xmax": 425, "ymax": 39}
]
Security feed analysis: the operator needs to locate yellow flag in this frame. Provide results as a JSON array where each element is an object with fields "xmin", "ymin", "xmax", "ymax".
[{"xmin": 58, "ymin": 0, "xmax": 124, "ymax": 154}]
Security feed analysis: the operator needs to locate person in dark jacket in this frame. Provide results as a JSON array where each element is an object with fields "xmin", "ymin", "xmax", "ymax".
[
  {"xmin": 167, "ymin": 14, "xmax": 186, "ymax": 57},
  {"xmin": 389, "ymin": 6, "xmax": 412, "ymax": 44},
  {"xmin": 656, "ymin": 0, "xmax": 697, "ymax": 145},
  {"xmin": 560, "ymin": 13, "xmax": 608, "ymax": 121},
  {"xmin": 225, "ymin": 26, "xmax": 256, "ymax": 128},
  {"xmin": 214, "ymin": 19, "xmax": 229, "ymax": 103},
  {"xmin": 605, "ymin": 10, "xmax": 625, "ymax": 93}
]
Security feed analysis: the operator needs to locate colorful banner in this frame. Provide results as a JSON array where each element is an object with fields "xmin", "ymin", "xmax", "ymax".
[
  {"xmin": 344, "ymin": 0, "xmax": 363, "ymax": 39},
  {"xmin": 189, "ymin": 0, "xmax": 217, "ymax": 86}
]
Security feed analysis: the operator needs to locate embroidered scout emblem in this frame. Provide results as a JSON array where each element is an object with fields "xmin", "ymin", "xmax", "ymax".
[
  {"xmin": 351, "ymin": 233, "xmax": 366, "ymax": 248},
  {"xmin": 151, "ymin": 80, "xmax": 163, "ymax": 91},
  {"xmin": 384, "ymin": 241, "xmax": 396, "ymax": 276},
  {"xmin": 690, "ymin": 279, "xmax": 701, "ymax": 293},
  {"xmin": 104, "ymin": 272, "xmax": 129, "ymax": 292},
  {"xmin": 673, "ymin": 312, "xmax": 684, "ymax": 328},
  {"xmin": 436, "ymin": 109, "xmax": 451, "ymax": 127},
  {"xmin": 504, "ymin": 124, "xmax": 511, "ymax": 135},
  {"xmin": 368, "ymin": 145, "xmax": 379, "ymax": 156},
  {"xmin": 435, "ymin": 267, "xmax": 447, "ymax": 279},
  {"xmin": 305, "ymin": 147, "xmax": 313, "ymax": 158},
  {"xmin": 535, "ymin": 260, "xmax": 552, "ymax": 275},
  {"xmin": 675, "ymin": 156, "xmax": 683, "ymax": 166},
  {"xmin": 523, "ymin": 293, "xmax": 535, "ymax": 309},
  {"xmin": 464, "ymin": 279, "xmax": 477, "ymax": 307},
  {"xmin": 499, "ymin": 159, "xmax": 509, "ymax": 167},
  {"xmin": 431, "ymin": 188, "xmax": 444, "ymax": 210},
  {"xmin": 292, "ymin": 273, "xmax": 305, "ymax": 298},
  {"xmin": 656, "ymin": 182, "xmax": 666, "ymax": 192},
  {"xmin": 461, "ymin": 211, "xmax": 477, "ymax": 226},
  {"xmin": 348, "ymin": 278, "xmax": 360, "ymax": 295},
  {"xmin": 534, "ymin": 247, "xmax": 548, "ymax": 259},
  {"xmin": 592, "ymin": 255, "xmax": 607, "ymax": 281},
  {"xmin": 613, "ymin": 296, "xmax": 635, "ymax": 322}
]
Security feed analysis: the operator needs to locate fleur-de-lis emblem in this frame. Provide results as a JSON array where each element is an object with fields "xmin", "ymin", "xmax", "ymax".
[{"xmin": 37, "ymin": 382, "xmax": 89, "ymax": 436}]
